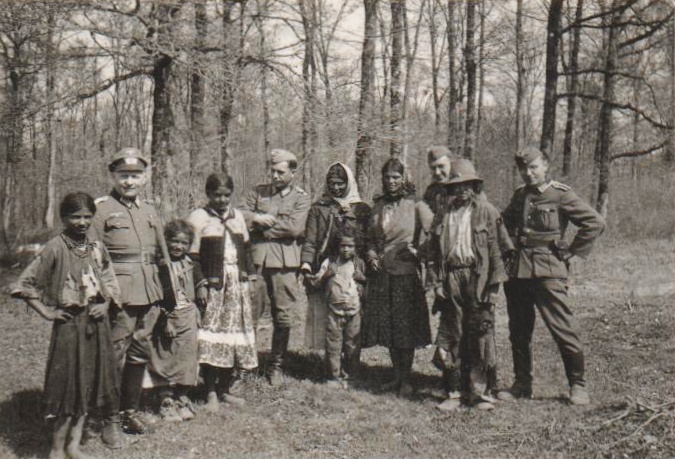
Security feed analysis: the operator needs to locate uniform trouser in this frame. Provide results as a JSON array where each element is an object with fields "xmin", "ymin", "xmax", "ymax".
[
  {"xmin": 504, "ymin": 278, "xmax": 585, "ymax": 388},
  {"xmin": 434, "ymin": 268, "xmax": 495, "ymax": 403},
  {"xmin": 254, "ymin": 267, "xmax": 300, "ymax": 369},
  {"xmin": 325, "ymin": 310, "xmax": 361, "ymax": 379},
  {"xmin": 110, "ymin": 304, "xmax": 162, "ymax": 411}
]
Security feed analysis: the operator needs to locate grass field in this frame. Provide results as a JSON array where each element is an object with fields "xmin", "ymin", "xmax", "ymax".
[{"xmin": 0, "ymin": 237, "xmax": 673, "ymax": 459}]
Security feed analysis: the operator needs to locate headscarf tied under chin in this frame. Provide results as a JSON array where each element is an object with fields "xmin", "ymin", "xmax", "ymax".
[{"xmin": 325, "ymin": 162, "xmax": 362, "ymax": 211}]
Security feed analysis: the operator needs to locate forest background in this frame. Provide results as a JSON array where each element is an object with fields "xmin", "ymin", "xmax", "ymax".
[
  {"xmin": 0, "ymin": 0, "xmax": 673, "ymax": 246},
  {"xmin": 0, "ymin": 1, "xmax": 673, "ymax": 458}
]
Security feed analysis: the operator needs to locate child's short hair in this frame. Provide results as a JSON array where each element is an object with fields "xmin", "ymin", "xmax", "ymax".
[
  {"xmin": 60, "ymin": 192, "xmax": 96, "ymax": 219},
  {"xmin": 337, "ymin": 232, "xmax": 356, "ymax": 245},
  {"xmin": 165, "ymin": 219, "xmax": 195, "ymax": 243},
  {"xmin": 205, "ymin": 173, "xmax": 234, "ymax": 195}
]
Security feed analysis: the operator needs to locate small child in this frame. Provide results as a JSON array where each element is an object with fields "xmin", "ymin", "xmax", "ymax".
[
  {"xmin": 150, "ymin": 220, "xmax": 202, "ymax": 422},
  {"xmin": 311, "ymin": 234, "xmax": 367, "ymax": 387},
  {"xmin": 11, "ymin": 192, "xmax": 120, "ymax": 459}
]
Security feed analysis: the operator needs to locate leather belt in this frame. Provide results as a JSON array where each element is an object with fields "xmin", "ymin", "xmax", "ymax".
[
  {"xmin": 446, "ymin": 261, "xmax": 474, "ymax": 271},
  {"xmin": 518, "ymin": 236, "xmax": 558, "ymax": 248},
  {"xmin": 110, "ymin": 251, "xmax": 156, "ymax": 264}
]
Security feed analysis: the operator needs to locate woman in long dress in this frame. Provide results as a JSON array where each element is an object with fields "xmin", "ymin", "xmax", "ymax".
[
  {"xmin": 187, "ymin": 173, "xmax": 258, "ymax": 412},
  {"xmin": 361, "ymin": 158, "xmax": 431, "ymax": 397}
]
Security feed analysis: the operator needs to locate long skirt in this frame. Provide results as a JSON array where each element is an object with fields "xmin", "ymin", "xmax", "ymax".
[
  {"xmin": 44, "ymin": 308, "xmax": 118, "ymax": 417},
  {"xmin": 361, "ymin": 272, "xmax": 431, "ymax": 349},
  {"xmin": 144, "ymin": 305, "xmax": 200, "ymax": 388},
  {"xmin": 198, "ymin": 262, "xmax": 258, "ymax": 369}
]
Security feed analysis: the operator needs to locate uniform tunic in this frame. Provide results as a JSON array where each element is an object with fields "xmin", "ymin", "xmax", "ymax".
[
  {"xmin": 240, "ymin": 184, "xmax": 311, "ymax": 330},
  {"xmin": 502, "ymin": 180, "xmax": 605, "ymax": 387},
  {"xmin": 91, "ymin": 190, "xmax": 164, "ymax": 367}
]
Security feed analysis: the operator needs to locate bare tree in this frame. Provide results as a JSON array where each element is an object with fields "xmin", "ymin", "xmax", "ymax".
[
  {"xmin": 562, "ymin": 0, "xmax": 583, "ymax": 177},
  {"xmin": 540, "ymin": 0, "xmax": 564, "ymax": 157},
  {"xmin": 464, "ymin": 0, "xmax": 477, "ymax": 160},
  {"xmin": 390, "ymin": 0, "xmax": 404, "ymax": 158}
]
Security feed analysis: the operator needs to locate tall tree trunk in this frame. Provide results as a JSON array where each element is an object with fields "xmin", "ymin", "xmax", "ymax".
[
  {"xmin": 540, "ymin": 0, "xmax": 564, "ymax": 156},
  {"xmin": 44, "ymin": 7, "xmax": 57, "ymax": 229},
  {"xmin": 300, "ymin": 0, "xmax": 317, "ymax": 192},
  {"xmin": 514, "ymin": 0, "xmax": 525, "ymax": 185},
  {"xmin": 190, "ymin": 1, "xmax": 207, "ymax": 177},
  {"xmin": 428, "ymin": 0, "xmax": 441, "ymax": 137},
  {"xmin": 219, "ymin": 0, "xmax": 235, "ymax": 175},
  {"xmin": 668, "ymin": 10, "xmax": 675, "ymax": 164},
  {"xmin": 594, "ymin": 3, "xmax": 622, "ymax": 217},
  {"xmin": 390, "ymin": 0, "xmax": 404, "ymax": 158},
  {"xmin": 464, "ymin": 0, "xmax": 477, "ymax": 160},
  {"xmin": 476, "ymin": 0, "xmax": 486, "ymax": 144},
  {"xmin": 447, "ymin": 0, "xmax": 458, "ymax": 152},
  {"xmin": 562, "ymin": 0, "xmax": 583, "ymax": 176},
  {"xmin": 355, "ymin": 0, "xmax": 377, "ymax": 196},
  {"xmin": 150, "ymin": 54, "xmax": 175, "ymax": 212},
  {"xmin": 255, "ymin": 0, "xmax": 271, "ymax": 171}
]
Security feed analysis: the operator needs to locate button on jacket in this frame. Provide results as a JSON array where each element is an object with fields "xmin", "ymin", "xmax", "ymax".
[
  {"xmin": 90, "ymin": 190, "xmax": 163, "ymax": 306},
  {"xmin": 240, "ymin": 184, "xmax": 311, "ymax": 269},
  {"xmin": 502, "ymin": 181, "xmax": 605, "ymax": 279}
]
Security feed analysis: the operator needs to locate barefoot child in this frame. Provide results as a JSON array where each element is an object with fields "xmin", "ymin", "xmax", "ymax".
[
  {"xmin": 310, "ymin": 234, "xmax": 366, "ymax": 387},
  {"xmin": 149, "ymin": 220, "xmax": 202, "ymax": 422},
  {"xmin": 11, "ymin": 192, "xmax": 120, "ymax": 459}
]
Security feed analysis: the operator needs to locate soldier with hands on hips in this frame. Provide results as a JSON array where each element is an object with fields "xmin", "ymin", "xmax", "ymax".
[{"xmin": 498, "ymin": 146, "xmax": 605, "ymax": 406}]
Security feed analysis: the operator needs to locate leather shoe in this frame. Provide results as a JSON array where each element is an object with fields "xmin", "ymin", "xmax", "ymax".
[
  {"xmin": 101, "ymin": 416, "xmax": 125, "ymax": 449},
  {"xmin": 496, "ymin": 384, "xmax": 532, "ymax": 402},
  {"xmin": 569, "ymin": 385, "xmax": 590, "ymax": 406}
]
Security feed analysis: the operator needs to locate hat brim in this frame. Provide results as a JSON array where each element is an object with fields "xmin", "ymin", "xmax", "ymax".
[{"xmin": 446, "ymin": 175, "xmax": 483, "ymax": 185}]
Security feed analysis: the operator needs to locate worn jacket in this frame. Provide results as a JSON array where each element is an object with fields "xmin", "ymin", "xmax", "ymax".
[
  {"xmin": 502, "ymin": 180, "xmax": 606, "ymax": 279},
  {"xmin": 240, "ymin": 184, "xmax": 311, "ymax": 269},
  {"xmin": 428, "ymin": 197, "xmax": 510, "ymax": 301},
  {"xmin": 301, "ymin": 197, "xmax": 371, "ymax": 271},
  {"xmin": 366, "ymin": 194, "xmax": 420, "ymax": 276}
]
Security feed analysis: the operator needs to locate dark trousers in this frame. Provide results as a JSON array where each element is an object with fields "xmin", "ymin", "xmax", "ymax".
[
  {"xmin": 504, "ymin": 278, "xmax": 585, "ymax": 388},
  {"xmin": 325, "ymin": 310, "xmax": 361, "ymax": 379},
  {"xmin": 434, "ymin": 268, "xmax": 495, "ymax": 403},
  {"xmin": 252, "ymin": 267, "xmax": 300, "ymax": 369}
]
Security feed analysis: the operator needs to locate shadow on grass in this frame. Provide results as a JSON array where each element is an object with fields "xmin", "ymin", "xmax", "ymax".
[
  {"xmin": 269, "ymin": 349, "xmax": 444, "ymax": 400},
  {"xmin": 0, "ymin": 389, "xmax": 51, "ymax": 458}
]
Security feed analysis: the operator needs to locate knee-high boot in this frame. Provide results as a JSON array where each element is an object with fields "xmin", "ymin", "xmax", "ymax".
[{"xmin": 398, "ymin": 348, "xmax": 415, "ymax": 397}]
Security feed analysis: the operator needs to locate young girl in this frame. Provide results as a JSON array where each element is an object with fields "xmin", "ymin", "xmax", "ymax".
[
  {"xmin": 11, "ymin": 192, "xmax": 120, "ymax": 459},
  {"xmin": 187, "ymin": 173, "xmax": 258, "ymax": 412},
  {"xmin": 148, "ymin": 220, "xmax": 201, "ymax": 422}
]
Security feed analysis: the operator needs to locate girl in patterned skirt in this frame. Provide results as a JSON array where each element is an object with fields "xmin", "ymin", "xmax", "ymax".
[{"xmin": 187, "ymin": 173, "xmax": 258, "ymax": 412}]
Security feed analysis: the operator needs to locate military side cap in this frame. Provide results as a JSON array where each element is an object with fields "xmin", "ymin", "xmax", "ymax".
[
  {"xmin": 515, "ymin": 145, "xmax": 544, "ymax": 166},
  {"xmin": 270, "ymin": 149, "xmax": 297, "ymax": 165},
  {"xmin": 109, "ymin": 147, "xmax": 148, "ymax": 172},
  {"xmin": 426, "ymin": 145, "xmax": 451, "ymax": 163},
  {"xmin": 447, "ymin": 158, "xmax": 483, "ymax": 185}
]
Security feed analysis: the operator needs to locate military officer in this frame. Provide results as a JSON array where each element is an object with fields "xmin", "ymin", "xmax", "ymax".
[
  {"xmin": 498, "ymin": 145, "xmax": 605, "ymax": 406},
  {"xmin": 240, "ymin": 149, "xmax": 311, "ymax": 386},
  {"xmin": 91, "ymin": 147, "xmax": 164, "ymax": 436}
]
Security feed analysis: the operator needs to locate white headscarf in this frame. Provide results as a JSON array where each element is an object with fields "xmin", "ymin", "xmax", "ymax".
[{"xmin": 325, "ymin": 162, "xmax": 362, "ymax": 211}]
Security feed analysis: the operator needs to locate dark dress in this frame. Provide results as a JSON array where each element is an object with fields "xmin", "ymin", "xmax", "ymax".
[
  {"xmin": 361, "ymin": 194, "xmax": 431, "ymax": 349},
  {"xmin": 11, "ymin": 235, "xmax": 120, "ymax": 417}
]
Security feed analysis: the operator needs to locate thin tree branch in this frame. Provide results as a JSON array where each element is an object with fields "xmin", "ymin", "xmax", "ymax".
[
  {"xmin": 77, "ymin": 68, "xmax": 149, "ymax": 100},
  {"xmin": 610, "ymin": 141, "xmax": 668, "ymax": 161}
]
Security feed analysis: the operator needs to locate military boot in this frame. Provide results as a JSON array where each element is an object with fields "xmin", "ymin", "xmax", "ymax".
[
  {"xmin": 268, "ymin": 326, "xmax": 290, "ymax": 386},
  {"xmin": 562, "ymin": 352, "xmax": 590, "ymax": 405},
  {"xmin": 497, "ymin": 347, "xmax": 533, "ymax": 401}
]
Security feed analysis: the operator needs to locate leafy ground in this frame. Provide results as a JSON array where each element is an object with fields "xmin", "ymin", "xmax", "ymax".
[{"xmin": 0, "ymin": 237, "xmax": 673, "ymax": 459}]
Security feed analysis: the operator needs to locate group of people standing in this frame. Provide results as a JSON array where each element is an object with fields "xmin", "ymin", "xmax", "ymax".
[{"xmin": 11, "ymin": 143, "xmax": 605, "ymax": 458}]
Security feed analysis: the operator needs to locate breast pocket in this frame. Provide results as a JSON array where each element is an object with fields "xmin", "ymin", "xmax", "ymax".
[
  {"xmin": 257, "ymin": 198, "xmax": 272, "ymax": 213},
  {"xmin": 532, "ymin": 206, "xmax": 559, "ymax": 231},
  {"xmin": 104, "ymin": 217, "xmax": 131, "ymax": 233},
  {"xmin": 473, "ymin": 224, "xmax": 488, "ymax": 247}
]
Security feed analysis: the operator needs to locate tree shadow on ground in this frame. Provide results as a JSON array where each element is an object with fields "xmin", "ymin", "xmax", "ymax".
[{"xmin": 0, "ymin": 389, "xmax": 51, "ymax": 458}]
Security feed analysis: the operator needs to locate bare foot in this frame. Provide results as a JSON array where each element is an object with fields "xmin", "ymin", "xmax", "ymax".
[
  {"xmin": 48, "ymin": 448, "xmax": 66, "ymax": 459},
  {"xmin": 65, "ymin": 445, "xmax": 99, "ymax": 459},
  {"xmin": 204, "ymin": 391, "xmax": 220, "ymax": 413}
]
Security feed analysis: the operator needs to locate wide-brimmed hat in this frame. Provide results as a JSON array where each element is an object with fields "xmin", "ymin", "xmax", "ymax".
[
  {"xmin": 446, "ymin": 158, "xmax": 483, "ymax": 185},
  {"xmin": 109, "ymin": 147, "xmax": 148, "ymax": 172}
]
